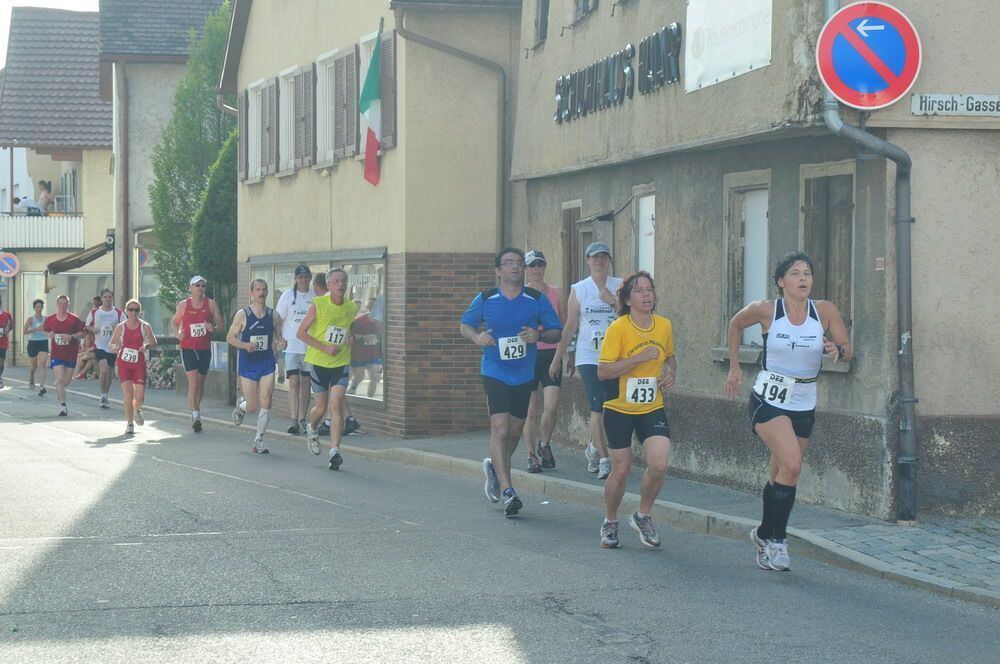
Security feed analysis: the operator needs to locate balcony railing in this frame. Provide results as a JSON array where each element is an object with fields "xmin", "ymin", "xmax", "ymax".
[{"xmin": 0, "ymin": 214, "xmax": 86, "ymax": 250}]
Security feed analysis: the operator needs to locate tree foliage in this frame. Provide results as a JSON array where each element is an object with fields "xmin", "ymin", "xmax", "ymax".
[
  {"xmin": 150, "ymin": 1, "xmax": 235, "ymax": 312},
  {"xmin": 191, "ymin": 128, "xmax": 238, "ymax": 325}
]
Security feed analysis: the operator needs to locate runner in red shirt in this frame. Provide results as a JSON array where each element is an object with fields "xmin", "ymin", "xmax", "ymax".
[
  {"xmin": 110, "ymin": 298, "xmax": 157, "ymax": 437},
  {"xmin": 0, "ymin": 297, "xmax": 14, "ymax": 389},
  {"xmin": 43, "ymin": 294, "xmax": 85, "ymax": 416},
  {"xmin": 171, "ymin": 275, "xmax": 223, "ymax": 432}
]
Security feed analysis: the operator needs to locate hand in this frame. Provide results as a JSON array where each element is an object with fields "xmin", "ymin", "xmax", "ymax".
[
  {"xmin": 548, "ymin": 358, "xmax": 562, "ymax": 381},
  {"xmin": 476, "ymin": 329, "xmax": 496, "ymax": 347},
  {"xmin": 277, "ymin": 339, "xmax": 287, "ymax": 352},
  {"xmin": 244, "ymin": 341, "xmax": 256, "ymax": 352},
  {"xmin": 658, "ymin": 370, "xmax": 675, "ymax": 393},
  {"xmin": 565, "ymin": 352, "xmax": 576, "ymax": 378},
  {"xmin": 176, "ymin": 329, "xmax": 186, "ymax": 341},
  {"xmin": 598, "ymin": 286, "xmax": 615, "ymax": 305},
  {"xmin": 325, "ymin": 344, "xmax": 341, "ymax": 356},
  {"xmin": 637, "ymin": 346, "xmax": 659, "ymax": 363},
  {"xmin": 344, "ymin": 333, "xmax": 355, "ymax": 347},
  {"xmin": 823, "ymin": 339, "xmax": 840, "ymax": 363},
  {"xmin": 519, "ymin": 326, "xmax": 539, "ymax": 344},
  {"xmin": 725, "ymin": 366, "xmax": 743, "ymax": 399}
]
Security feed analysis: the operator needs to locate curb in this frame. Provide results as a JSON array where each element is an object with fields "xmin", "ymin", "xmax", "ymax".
[{"xmin": 6, "ymin": 377, "xmax": 999, "ymax": 609}]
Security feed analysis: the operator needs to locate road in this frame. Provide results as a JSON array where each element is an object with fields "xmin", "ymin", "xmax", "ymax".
[{"xmin": 1, "ymin": 385, "xmax": 997, "ymax": 663}]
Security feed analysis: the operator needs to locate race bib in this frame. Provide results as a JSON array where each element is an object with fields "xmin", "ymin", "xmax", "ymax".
[
  {"xmin": 591, "ymin": 329, "xmax": 605, "ymax": 351},
  {"xmin": 499, "ymin": 335, "xmax": 526, "ymax": 361},
  {"xmin": 120, "ymin": 347, "xmax": 140, "ymax": 364},
  {"xmin": 626, "ymin": 377, "xmax": 658, "ymax": 404},
  {"xmin": 324, "ymin": 326, "xmax": 347, "ymax": 345},
  {"xmin": 249, "ymin": 335, "xmax": 268, "ymax": 352},
  {"xmin": 189, "ymin": 322, "xmax": 207, "ymax": 338},
  {"xmin": 54, "ymin": 334, "xmax": 70, "ymax": 346},
  {"xmin": 101, "ymin": 325, "xmax": 114, "ymax": 338},
  {"xmin": 753, "ymin": 370, "xmax": 796, "ymax": 406}
]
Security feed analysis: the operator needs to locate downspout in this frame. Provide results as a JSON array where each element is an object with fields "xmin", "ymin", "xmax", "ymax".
[
  {"xmin": 119, "ymin": 62, "xmax": 131, "ymax": 300},
  {"xmin": 820, "ymin": 0, "xmax": 918, "ymax": 521},
  {"xmin": 216, "ymin": 94, "xmax": 238, "ymax": 116},
  {"xmin": 393, "ymin": 7, "xmax": 508, "ymax": 251}
]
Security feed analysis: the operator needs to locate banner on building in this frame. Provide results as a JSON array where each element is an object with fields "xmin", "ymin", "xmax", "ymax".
[{"xmin": 684, "ymin": 0, "xmax": 772, "ymax": 93}]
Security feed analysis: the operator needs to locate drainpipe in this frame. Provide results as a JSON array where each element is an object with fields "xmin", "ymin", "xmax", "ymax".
[
  {"xmin": 821, "ymin": 0, "xmax": 918, "ymax": 521},
  {"xmin": 120, "ymin": 63, "xmax": 131, "ymax": 301},
  {"xmin": 216, "ymin": 93, "xmax": 238, "ymax": 117},
  {"xmin": 393, "ymin": 7, "xmax": 508, "ymax": 251}
]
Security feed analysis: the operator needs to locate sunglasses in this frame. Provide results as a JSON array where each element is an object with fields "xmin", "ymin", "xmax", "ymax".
[{"xmin": 127, "ymin": 308, "xmax": 141, "ymax": 312}]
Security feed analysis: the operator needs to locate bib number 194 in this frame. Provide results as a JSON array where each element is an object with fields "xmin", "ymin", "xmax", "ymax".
[{"xmin": 753, "ymin": 371, "xmax": 795, "ymax": 406}]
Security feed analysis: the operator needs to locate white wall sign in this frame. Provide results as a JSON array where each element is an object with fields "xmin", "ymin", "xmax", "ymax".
[
  {"xmin": 911, "ymin": 93, "xmax": 1000, "ymax": 117},
  {"xmin": 684, "ymin": 0, "xmax": 772, "ymax": 93}
]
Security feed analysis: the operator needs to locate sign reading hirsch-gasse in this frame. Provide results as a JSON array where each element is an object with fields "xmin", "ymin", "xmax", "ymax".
[{"xmin": 911, "ymin": 93, "xmax": 1000, "ymax": 117}]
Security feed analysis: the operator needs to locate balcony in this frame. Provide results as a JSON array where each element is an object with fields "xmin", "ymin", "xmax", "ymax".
[{"xmin": 0, "ymin": 214, "xmax": 86, "ymax": 250}]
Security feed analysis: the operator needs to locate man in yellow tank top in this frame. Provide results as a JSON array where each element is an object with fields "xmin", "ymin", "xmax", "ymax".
[{"xmin": 296, "ymin": 268, "xmax": 358, "ymax": 470}]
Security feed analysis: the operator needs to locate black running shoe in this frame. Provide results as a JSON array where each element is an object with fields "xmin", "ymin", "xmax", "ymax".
[
  {"xmin": 192, "ymin": 418, "xmax": 203, "ymax": 433},
  {"xmin": 318, "ymin": 421, "xmax": 331, "ymax": 436},
  {"xmin": 342, "ymin": 416, "xmax": 360, "ymax": 436},
  {"xmin": 328, "ymin": 451, "xmax": 343, "ymax": 470},
  {"xmin": 537, "ymin": 441, "xmax": 556, "ymax": 469},
  {"xmin": 503, "ymin": 492, "xmax": 523, "ymax": 517}
]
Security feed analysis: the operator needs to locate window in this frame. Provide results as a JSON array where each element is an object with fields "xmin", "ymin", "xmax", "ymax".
[
  {"xmin": 575, "ymin": 0, "xmax": 598, "ymax": 22},
  {"xmin": 246, "ymin": 81, "xmax": 264, "ymax": 180},
  {"xmin": 59, "ymin": 169, "xmax": 78, "ymax": 212},
  {"xmin": 536, "ymin": 0, "xmax": 550, "ymax": 42},
  {"xmin": 724, "ymin": 170, "xmax": 771, "ymax": 347},
  {"xmin": 358, "ymin": 32, "xmax": 378, "ymax": 158},
  {"xmin": 278, "ymin": 67, "xmax": 298, "ymax": 173},
  {"xmin": 316, "ymin": 50, "xmax": 339, "ymax": 164},
  {"xmin": 800, "ymin": 163, "xmax": 854, "ymax": 331},
  {"xmin": 634, "ymin": 187, "xmax": 655, "ymax": 277}
]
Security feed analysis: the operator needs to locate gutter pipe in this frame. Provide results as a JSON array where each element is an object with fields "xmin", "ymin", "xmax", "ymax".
[
  {"xmin": 821, "ymin": 0, "xmax": 918, "ymax": 521},
  {"xmin": 216, "ymin": 93, "xmax": 238, "ymax": 117},
  {"xmin": 392, "ymin": 7, "xmax": 508, "ymax": 251}
]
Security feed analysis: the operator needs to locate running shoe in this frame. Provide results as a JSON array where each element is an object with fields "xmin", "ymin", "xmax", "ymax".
[
  {"xmin": 38, "ymin": 387, "xmax": 46, "ymax": 396},
  {"xmin": 306, "ymin": 424, "xmax": 321, "ymax": 455},
  {"xmin": 527, "ymin": 454, "xmax": 542, "ymax": 474},
  {"xmin": 585, "ymin": 442, "xmax": 599, "ymax": 473},
  {"xmin": 629, "ymin": 511, "xmax": 661, "ymax": 548},
  {"xmin": 192, "ymin": 418, "xmax": 202, "ymax": 433},
  {"xmin": 597, "ymin": 458, "xmax": 611, "ymax": 480},
  {"xmin": 482, "ymin": 457, "xmax": 500, "ymax": 503},
  {"xmin": 537, "ymin": 441, "xmax": 556, "ymax": 469},
  {"xmin": 28, "ymin": 380, "xmax": 35, "ymax": 389},
  {"xmin": 0, "ymin": 378, "xmax": 5, "ymax": 389},
  {"xmin": 73, "ymin": 372, "xmax": 85, "ymax": 380},
  {"xmin": 750, "ymin": 527, "xmax": 771, "ymax": 571},
  {"xmin": 503, "ymin": 491, "xmax": 523, "ymax": 517},
  {"xmin": 342, "ymin": 416, "xmax": 360, "ymax": 436},
  {"xmin": 134, "ymin": 409, "xmax": 144, "ymax": 426},
  {"xmin": 232, "ymin": 405, "xmax": 245, "ymax": 427},
  {"xmin": 318, "ymin": 421, "xmax": 331, "ymax": 436},
  {"xmin": 600, "ymin": 520, "xmax": 620, "ymax": 548},
  {"xmin": 100, "ymin": 395, "xmax": 110, "ymax": 409},
  {"xmin": 298, "ymin": 419, "xmax": 307, "ymax": 434},
  {"xmin": 328, "ymin": 450, "xmax": 344, "ymax": 470},
  {"xmin": 58, "ymin": 404, "xmax": 67, "ymax": 417},
  {"xmin": 286, "ymin": 421, "xmax": 301, "ymax": 434},
  {"xmin": 766, "ymin": 540, "xmax": 790, "ymax": 571},
  {"xmin": 252, "ymin": 438, "xmax": 270, "ymax": 454},
  {"xmin": 125, "ymin": 423, "xmax": 135, "ymax": 437}
]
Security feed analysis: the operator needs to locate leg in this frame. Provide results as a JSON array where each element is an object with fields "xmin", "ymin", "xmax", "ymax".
[
  {"xmin": 539, "ymin": 385, "xmax": 560, "ymax": 444},
  {"xmin": 37, "ymin": 352, "xmax": 49, "ymax": 388},
  {"xmin": 327, "ymin": 384, "xmax": 347, "ymax": 450},
  {"xmin": 287, "ymin": 373, "xmax": 300, "ymax": 421},
  {"xmin": 185, "ymin": 371, "xmax": 202, "ymax": 411},
  {"xmin": 638, "ymin": 436, "xmax": 671, "ymax": 515},
  {"xmin": 366, "ymin": 363, "xmax": 382, "ymax": 398},
  {"xmin": 524, "ymin": 388, "xmax": 540, "ymax": 461},
  {"xmin": 133, "ymin": 382, "xmax": 147, "ymax": 414},
  {"xmin": 590, "ymin": 412, "xmax": 609, "ymax": 459},
  {"xmin": 54, "ymin": 365, "xmax": 72, "ymax": 403},
  {"xmin": 240, "ymin": 377, "xmax": 261, "ymax": 414},
  {"xmin": 755, "ymin": 417, "xmax": 803, "ymax": 487},
  {"xmin": 28, "ymin": 355, "xmax": 37, "ymax": 384},
  {"xmin": 297, "ymin": 372, "xmax": 312, "ymax": 421},
  {"xmin": 604, "ymin": 446, "xmax": 633, "ymax": 521},
  {"xmin": 99, "ymin": 358, "xmax": 113, "ymax": 395},
  {"xmin": 489, "ymin": 414, "xmax": 516, "ymax": 491},
  {"xmin": 254, "ymin": 373, "xmax": 275, "ymax": 444},
  {"xmin": 122, "ymin": 381, "xmax": 135, "ymax": 423}
]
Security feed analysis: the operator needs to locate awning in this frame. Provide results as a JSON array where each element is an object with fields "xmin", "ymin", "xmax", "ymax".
[{"xmin": 46, "ymin": 239, "xmax": 113, "ymax": 276}]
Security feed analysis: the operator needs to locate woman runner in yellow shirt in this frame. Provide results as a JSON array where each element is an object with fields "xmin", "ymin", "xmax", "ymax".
[{"xmin": 597, "ymin": 271, "xmax": 676, "ymax": 549}]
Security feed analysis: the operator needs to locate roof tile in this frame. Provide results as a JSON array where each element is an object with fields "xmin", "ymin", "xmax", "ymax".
[{"xmin": 100, "ymin": 0, "xmax": 223, "ymax": 57}]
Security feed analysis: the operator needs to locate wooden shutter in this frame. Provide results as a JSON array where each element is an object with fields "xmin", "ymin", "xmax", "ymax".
[
  {"xmin": 333, "ymin": 55, "xmax": 347, "ymax": 159},
  {"xmin": 304, "ymin": 63, "xmax": 315, "ymax": 166},
  {"xmin": 293, "ymin": 71, "xmax": 305, "ymax": 167},
  {"xmin": 380, "ymin": 31, "xmax": 397, "ymax": 150},
  {"xmin": 261, "ymin": 79, "xmax": 277, "ymax": 175},
  {"xmin": 345, "ymin": 45, "xmax": 358, "ymax": 157},
  {"xmin": 238, "ymin": 90, "xmax": 247, "ymax": 181},
  {"xmin": 271, "ymin": 77, "xmax": 280, "ymax": 174}
]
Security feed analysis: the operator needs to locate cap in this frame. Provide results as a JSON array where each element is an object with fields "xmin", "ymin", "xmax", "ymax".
[
  {"xmin": 294, "ymin": 265, "xmax": 311, "ymax": 277},
  {"xmin": 524, "ymin": 250, "xmax": 547, "ymax": 266},
  {"xmin": 189, "ymin": 275, "xmax": 207, "ymax": 286},
  {"xmin": 585, "ymin": 242, "xmax": 612, "ymax": 257}
]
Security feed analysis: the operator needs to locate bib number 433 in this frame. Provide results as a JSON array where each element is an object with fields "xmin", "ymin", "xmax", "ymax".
[{"xmin": 626, "ymin": 377, "xmax": 658, "ymax": 404}]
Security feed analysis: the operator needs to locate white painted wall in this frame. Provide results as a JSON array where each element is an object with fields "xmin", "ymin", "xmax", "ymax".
[{"xmin": 0, "ymin": 146, "xmax": 32, "ymax": 212}]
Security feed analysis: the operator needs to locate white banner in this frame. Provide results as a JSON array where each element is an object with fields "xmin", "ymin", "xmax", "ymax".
[{"xmin": 685, "ymin": 0, "xmax": 772, "ymax": 93}]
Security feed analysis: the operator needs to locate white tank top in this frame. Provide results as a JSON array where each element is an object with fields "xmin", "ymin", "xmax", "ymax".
[
  {"xmin": 572, "ymin": 275, "xmax": 623, "ymax": 366},
  {"xmin": 760, "ymin": 299, "xmax": 824, "ymax": 411},
  {"xmin": 87, "ymin": 307, "xmax": 125, "ymax": 352}
]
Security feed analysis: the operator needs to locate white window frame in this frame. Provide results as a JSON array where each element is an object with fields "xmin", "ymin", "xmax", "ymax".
[
  {"xmin": 357, "ymin": 31, "xmax": 379, "ymax": 159},
  {"xmin": 315, "ymin": 49, "xmax": 339, "ymax": 166},
  {"xmin": 277, "ymin": 66, "xmax": 299, "ymax": 175},
  {"xmin": 247, "ymin": 79, "xmax": 266, "ymax": 182}
]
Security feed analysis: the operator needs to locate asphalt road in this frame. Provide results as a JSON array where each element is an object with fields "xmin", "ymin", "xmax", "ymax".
[{"xmin": 1, "ymin": 385, "xmax": 997, "ymax": 663}]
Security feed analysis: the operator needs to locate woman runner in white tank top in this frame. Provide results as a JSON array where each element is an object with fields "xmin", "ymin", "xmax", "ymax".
[{"xmin": 724, "ymin": 252, "xmax": 852, "ymax": 572}]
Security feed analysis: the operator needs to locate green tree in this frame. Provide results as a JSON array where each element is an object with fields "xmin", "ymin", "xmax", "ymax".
[
  {"xmin": 149, "ymin": 1, "xmax": 235, "ymax": 313},
  {"xmin": 191, "ymin": 128, "xmax": 238, "ymax": 326}
]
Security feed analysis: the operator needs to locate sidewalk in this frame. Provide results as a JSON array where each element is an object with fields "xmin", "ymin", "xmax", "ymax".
[{"xmin": 5, "ymin": 365, "xmax": 998, "ymax": 608}]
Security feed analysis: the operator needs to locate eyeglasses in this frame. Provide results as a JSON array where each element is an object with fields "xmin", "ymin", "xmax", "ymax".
[
  {"xmin": 192, "ymin": 283, "xmax": 205, "ymax": 287},
  {"xmin": 127, "ymin": 307, "xmax": 141, "ymax": 312},
  {"xmin": 500, "ymin": 260, "xmax": 525, "ymax": 267}
]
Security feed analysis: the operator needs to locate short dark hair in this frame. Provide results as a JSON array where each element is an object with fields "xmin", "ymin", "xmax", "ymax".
[
  {"xmin": 773, "ymin": 252, "xmax": 815, "ymax": 294},
  {"xmin": 617, "ymin": 270, "xmax": 655, "ymax": 317},
  {"xmin": 495, "ymin": 247, "xmax": 525, "ymax": 268},
  {"xmin": 33, "ymin": 298, "xmax": 44, "ymax": 308}
]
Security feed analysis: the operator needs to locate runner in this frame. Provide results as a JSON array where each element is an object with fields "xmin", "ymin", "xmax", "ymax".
[
  {"xmin": 43, "ymin": 294, "xmax": 85, "ymax": 416},
  {"xmin": 297, "ymin": 268, "xmax": 357, "ymax": 468},
  {"xmin": 0, "ymin": 297, "xmax": 13, "ymax": 389},
  {"xmin": 551, "ymin": 242, "xmax": 622, "ymax": 480},
  {"xmin": 109, "ymin": 299, "xmax": 156, "ymax": 436},
  {"xmin": 725, "ymin": 252, "xmax": 852, "ymax": 571},
  {"xmin": 460, "ymin": 247, "xmax": 562, "ymax": 517},
  {"xmin": 597, "ymin": 271, "xmax": 676, "ymax": 549},
  {"xmin": 23, "ymin": 299, "xmax": 49, "ymax": 394},
  {"xmin": 274, "ymin": 265, "xmax": 315, "ymax": 434},
  {"xmin": 227, "ymin": 278, "xmax": 284, "ymax": 454},
  {"xmin": 85, "ymin": 288, "xmax": 125, "ymax": 409},
  {"xmin": 522, "ymin": 250, "xmax": 564, "ymax": 473},
  {"xmin": 171, "ymin": 275, "xmax": 224, "ymax": 432}
]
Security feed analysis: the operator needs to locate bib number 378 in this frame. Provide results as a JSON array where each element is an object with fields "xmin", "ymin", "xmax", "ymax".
[
  {"xmin": 626, "ymin": 377, "xmax": 658, "ymax": 404},
  {"xmin": 753, "ymin": 371, "xmax": 795, "ymax": 406},
  {"xmin": 499, "ymin": 336, "xmax": 526, "ymax": 361}
]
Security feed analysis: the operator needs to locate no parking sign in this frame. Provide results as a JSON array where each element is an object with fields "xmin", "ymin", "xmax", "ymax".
[{"xmin": 817, "ymin": 2, "xmax": 922, "ymax": 110}]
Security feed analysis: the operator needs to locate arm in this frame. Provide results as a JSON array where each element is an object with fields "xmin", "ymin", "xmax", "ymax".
[
  {"xmin": 22, "ymin": 317, "xmax": 34, "ymax": 336},
  {"xmin": 659, "ymin": 355, "xmax": 677, "ymax": 392},
  {"xmin": 461, "ymin": 323, "xmax": 495, "ymax": 347},
  {"xmin": 72, "ymin": 319, "xmax": 86, "ymax": 340},
  {"xmin": 819, "ymin": 300, "xmax": 853, "ymax": 362},
  {"xmin": 225, "ymin": 310, "xmax": 249, "ymax": 351},
  {"xmin": 597, "ymin": 345, "xmax": 659, "ymax": 380},
  {"xmin": 725, "ymin": 300, "xmax": 772, "ymax": 399},
  {"xmin": 552, "ymin": 290, "xmax": 580, "ymax": 378},
  {"xmin": 209, "ymin": 300, "xmax": 224, "ymax": 335},
  {"xmin": 85, "ymin": 309, "xmax": 97, "ymax": 335},
  {"xmin": 142, "ymin": 323, "xmax": 158, "ymax": 351},
  {"xmin": 296, "ymin": 304, "xmax": 340, "ymax": 356},
  {"xmin": 171, "ymin": 300, "xmax": 186, "ymax": 340},
  {"xmin": 109, "ymin": 323, "xmax": 124, "ymax": 353}
]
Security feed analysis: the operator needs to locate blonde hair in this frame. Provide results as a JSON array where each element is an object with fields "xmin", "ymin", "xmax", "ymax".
[{"xmin": 124, "ymin": 298, "xmax": 141, "ymax": 312}]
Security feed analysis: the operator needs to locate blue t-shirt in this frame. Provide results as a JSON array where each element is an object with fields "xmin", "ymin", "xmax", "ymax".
[{"xmin": 461, "ymin": 287, "xmax": 562, "ymax": 385}]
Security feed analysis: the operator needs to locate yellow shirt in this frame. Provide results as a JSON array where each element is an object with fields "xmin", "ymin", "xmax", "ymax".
[
  {"xmin": 599, "ymin": 313, "xmax": 675, "ymax": 414},
  {"xmin": 304, "ymin": 296, "xmax": 358, "ymax": 368}
]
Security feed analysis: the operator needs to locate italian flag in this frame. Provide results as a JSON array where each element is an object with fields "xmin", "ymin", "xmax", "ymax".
[{"xmin": 359, "ymin": 19, "xmax": 384, "ymax": 186}]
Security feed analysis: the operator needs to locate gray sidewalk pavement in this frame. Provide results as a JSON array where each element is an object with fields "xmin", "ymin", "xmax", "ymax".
[{"xmin": 4, "ymin": 364, "xmax": 998, "ymax": 608}]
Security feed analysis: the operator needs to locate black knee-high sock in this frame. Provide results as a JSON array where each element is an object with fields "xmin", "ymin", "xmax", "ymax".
[
  {"xmin": 758, "ymin": 482, "xmax": 775, "ymax": 539},
  {"xmin": 771, "ymin": 482, "xmax": 797, "ymax": 540}
]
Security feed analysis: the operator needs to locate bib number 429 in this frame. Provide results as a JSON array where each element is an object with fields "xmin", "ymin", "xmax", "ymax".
[{"xmin": 499, "ymin": 336, "xmax": 526, "ymax": 361}]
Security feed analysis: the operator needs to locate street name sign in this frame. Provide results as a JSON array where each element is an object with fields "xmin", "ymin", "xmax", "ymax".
[
  {"xmin": 817, "ymin": 2, "xmax": 921, "ymax": 110},
  {"xmin": 911, "ymin": 93, "xmax": 1000, "ymax": 117}
]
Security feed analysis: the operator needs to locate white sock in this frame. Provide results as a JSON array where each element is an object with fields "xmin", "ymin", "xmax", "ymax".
[
  {"xmin": 238, "ymin": 398, "xmax": 247, "ymax": 413},
  {"xmin": 255, "ymin": 409, "xmax": 270, "ymax": 437},
  {"xmin": 193, "ymin": 410, "xmax": 201, "ymax": 419},
  {"xmin": 324, "ymin": 418, "xmax": 331, "ymax": 426},
  {"xmin": 329, "ymin": 447, "xmax": 339, "ymax": 456}
]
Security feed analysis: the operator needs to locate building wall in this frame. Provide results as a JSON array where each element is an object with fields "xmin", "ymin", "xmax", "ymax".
[{"xmin": 0, "ymin": 147, "xmax": 33, "ymax": 211}]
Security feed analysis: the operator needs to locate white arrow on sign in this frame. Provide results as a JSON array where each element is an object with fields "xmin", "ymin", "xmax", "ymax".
[{"xmin": 856, "ymin": 18, "xmax": 885, "ymax": 38}]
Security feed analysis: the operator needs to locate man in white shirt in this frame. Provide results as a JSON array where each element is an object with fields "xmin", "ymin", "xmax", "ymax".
[
  {"xmin": 86, "ymin": 288, "xmax": 125, "ymax": 408},
  {"xmin": 274, "ymin": 265, "xmax": 315, "ymax": 433}
]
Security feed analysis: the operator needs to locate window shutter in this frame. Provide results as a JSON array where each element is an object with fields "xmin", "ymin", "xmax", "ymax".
[
  {"xmin": 380, "ymin": 30, "xmax": 397, "ymax": 150},
  {"xmin": 270, "ymin": 78, "xmax": 279, "ymax": 174},
  {"xmin": 305, "ymin": 63, "xmax": 315, "ymax": 166},
  {"xmin": 293, "ymin": 71, "xmax": 305, "ymax": 167},
  {"xmin": 334, "ymin": 54, "xmax": 347, "ymax": 159},
  {"xmin": 238, "ymin": 90, "xmax": 247, "ymax": 181},
  {"xmin": 345, "ymin": 45, "xmax": 358, "ymax": 157},
  {"xmin": 259, "ymin": 86, "xmax": 269, "ymax": 174}
]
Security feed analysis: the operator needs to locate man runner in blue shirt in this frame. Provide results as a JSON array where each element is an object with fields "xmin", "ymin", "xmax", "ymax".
[{"xmin": 461, "ymin": 247, "xmax": 562, "ymax": 516}]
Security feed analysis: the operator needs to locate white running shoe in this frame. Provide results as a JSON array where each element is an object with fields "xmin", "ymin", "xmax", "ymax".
[
  {"xmin": 750, "ymin": 527, "xmax": 771, "ymax": 570},
  {"xmin": 306, "ymin": 424, "xmax": 321, "ymax": 455},
  {"xmin": 134, "ymin": 409, "xmax": 144, "ymax": 426},
  {"xmin": 232, "ymin": 401, "xmax": 246, "ymax": 426},
  {"xmin": 585, "ymin": 442, "xmax": 599, "ymax": 473},
  {"xmin": 765, "ymin": 540, "xmax": 790, "ymax": 571},
  {"xmin": 252, "ymin": 438, "xmax": 269, "ymax": 454},
  {"xmin": 482, "ymin": 458, "xmax": 500, "ymax": 503},
  {"xmin": 597, "ymin": 457, "xmax": 611, "ymax": 480}
]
